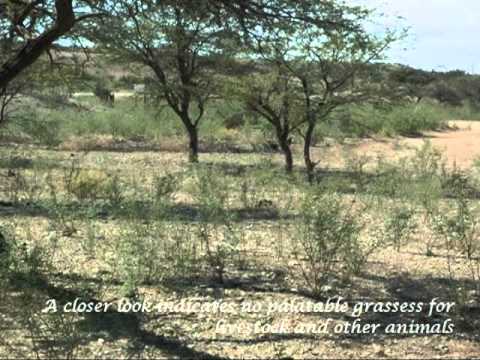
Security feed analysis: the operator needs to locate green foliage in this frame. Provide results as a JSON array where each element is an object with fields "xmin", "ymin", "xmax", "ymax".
[
  {"xmin": 190, "ymin": 166, "xmax": 242, "ymax": 283},
  {"xmin": 430, "ymin": 189, "xmax": 480, "ymax": 300},
  {"xmin": 115, "ymin": 221, "xmax": 166, "ymax": 294},
  {"xmin": 293, "ymin": 192, "xmax": 365, "ymax": 296},
  {"xmin": 430, "ymin": 82, "xmax": 463, "ymax": 106},
  {"xmin": 3, "ymin": 95, "xmax": 479, "ymax": 153},
  {"xmin": 11, "ymin": 110, "xmax": 63, "ymax": 147},
  {"xmin": 103, "ymin": 174, "xmax": 124, "ymax": 207},
  {"xmin": 152, "ymin": 173, "xmax": 179, "ymax": 205},
  {"xmin": 432, "ymin": 192, "xmax": 479, "ymax": 260},
  {"xmin": 0, "ymin": 228, "xmax": 12, "ymax": 280},
  {"xmin": 384, "ymin": 205, "xmax": 417, "ymax": 251},
  {"xmin": 366, "ymin": 142, "xmax": 445, "ymax": 203},
  {"xmin": 191, "ymin": 166, "xmax": 231, "ymax": 221},
  {"xmin": 0, "ymin": 154, "xmax": 46, "ymax": 205},
  {"xmin": 115, "ymin": 220, "xmax": 203, "ymax": 295},
  {"xmin": 0, "ymin": 225, "xmax": 49, "ymax": 286},
  {"xmin": 327, "ymin": 103, "xmax": 449, "ymax": 138},
  {"xmin": 82, "ymin": 218, "xmax": 98, "ymax": 259},
  {"xmin": 196, "ymin": 221, "xmax": 241, "ymax": 284}
]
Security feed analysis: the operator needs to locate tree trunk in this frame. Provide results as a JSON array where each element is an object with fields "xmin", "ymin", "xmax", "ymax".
[
  {"xmin": 0, "ymin": 230, "xmax": 6, "ymax": 256},
  {"xmin": 0, "ymin": 101, "xmax": 6, "ymax": 126},
  {"xmin": 279, "ymin": 137, "xmax": 293, "ymax": 173},
  {"xmin": 0, "ymin": 0, "xmax": 75, "ymax": 89},
  {"xmin": 274, "ymin": 125, "xmax": 293, "ymax": 173},
  {"xmin": 283, "ymin": 145, "xmax": 293, "ymax": 174},
  {"xmin": 186, "ymin": 124, "xmax": 199, "ymax": 163},
  {"xmin": 303, "ymin": 123, "xmax": 316, "ymax": 183}
]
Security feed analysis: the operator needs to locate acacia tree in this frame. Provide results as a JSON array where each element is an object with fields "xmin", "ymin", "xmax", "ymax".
[
  {"xmin": 87, "ymin": 0, "xmax": 352, "ymax": 163},
  {"xmin": 228, "ymin": 63, "xmax": 304, "ymax": 173},
  {"xmin": 256, "ymin": 8, "xmax": 399, "ymax": 180},
  {"xmin": 298, "ymin": 30, "xmax": 398, "ymax": 181},
  {"xmin": 87, "ymin": 1, "xmax": 244, "ymax": 162},
  {"xmin": 0, "ymin": 0, "xmax": 103, "ymax": 88},
  {"xmin": 0, "ymin": 0, "xmax": 102, "ymax": 247},
  {"xmin": 231, "ymin": 3, "xmax": 399, "ymax": 179},
  {"xmin": 0, "ymin": 0, "xmax": 104, "ymax": 128},
  {"xmin": 224, "ymin": 2, "xmax": 370, "ymax": 174}
]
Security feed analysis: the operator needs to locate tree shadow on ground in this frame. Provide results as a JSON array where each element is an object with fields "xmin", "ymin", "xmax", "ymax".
[
  {"xmin": 3, "ymin": 266, "xmax": 478, "ymax": 358},
  {"xmin": 0, "ymin": 199, "xmax": 289, "ymax": 223},
  {"xmin": 30, "ymin": 140, "xmax": 276, "ymax": 154},
  {"xmin": 338, "ymin": 272, "xmax": 480, "ymax": 343},
  {"xmin": 312, "ymin": 167, "xmax": 480, "ymax": 200},
  {"xmin": 0, "ymin": 156, "xmax": 63, "ymax": 170},
  {"xmin": 199, "ymin": 161, "xmax": 283, "ymax": 177},
  {"xmin": 1, "ymin": 274, "xmax": 230, "ymax": 360}
]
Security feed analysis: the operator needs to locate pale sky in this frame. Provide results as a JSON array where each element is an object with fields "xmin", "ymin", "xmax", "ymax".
[{"xmin": 348, "ymin": 0, "xmax": 480, "ymax": 73}]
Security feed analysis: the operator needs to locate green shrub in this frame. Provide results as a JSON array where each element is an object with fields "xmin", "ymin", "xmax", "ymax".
[
  {"xmin": 293, "ymin": 192, "xmax": 365, "ymax": 296},
  {"xmin": 325, "ymin": 103, "xmax": 449, "ymax": 138},
  {"xmin": 0, "ymin": 225, "xmax": 49, "ymax": 286},
  {"xmin": 189, "ymin": 167, "xmax": 243, "ymax": 283},
  {"xmin": 13, "ymin": 111, "xmax": 63, "ymax": 147},
  {"xmin": 115, "ymin": 221, "xmax": 201, "ymax": 294},
  {"xmin": 103, "ymin": 174, "xmax": 125, "ymax": 207},
  {"xmin": 152, "ymin": 173, "xmax": 179, "ymax": 205},
  {"xmin": 116, "ymin": 222, "xmax": 167, "ymax": 293},
  {"xmin": 384, "ymin": 205, "xmax": 417, "ymax": 251},
  {"xmin": 431, "ymin": 193, "xmax": 480, "ymax": 302},
  {"xmin": 0, "ymin": 228, "xmax": 12, "ymax": 279},
  {"xmin": 433, "ymin": 195, "xmax": 479, "ymax": 260},
  {"xmin": 191, "ymin": 166, "xmax": 231, "ymax": 221}
]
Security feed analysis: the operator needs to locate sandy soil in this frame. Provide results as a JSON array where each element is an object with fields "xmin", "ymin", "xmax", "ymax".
[
  {"xmin": 316, "ymin": 120, "xmax": 480, "ymax": 170},
  {"xmin": 405, "ymin": 121, "xmax": 480, "ymax": 168}
]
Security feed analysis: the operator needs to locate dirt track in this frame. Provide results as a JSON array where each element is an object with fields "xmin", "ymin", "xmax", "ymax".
[
  {"xmin": 406, "ymin": 120, "xmax": 480, "ymax": 167},
  {"xmin": 324, "ymin": 120, "xmax": 480, "ymax": 169}
]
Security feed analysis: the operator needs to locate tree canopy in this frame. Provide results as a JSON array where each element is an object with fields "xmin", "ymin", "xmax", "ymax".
[{"xmin": 0, "ymin": 0, "xmax": 108, "ymax": 89}]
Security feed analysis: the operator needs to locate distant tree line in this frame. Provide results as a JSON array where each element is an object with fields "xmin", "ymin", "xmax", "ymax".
[{"xmin": 389, "ymin": 65, "xmax": 480, "ymax": 107}]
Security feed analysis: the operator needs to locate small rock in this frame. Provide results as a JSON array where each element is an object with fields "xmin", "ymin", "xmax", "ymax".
[
  {"xmin": 467, "ymin": 290, "xmax": 479, "ymax": 298},
  {"xmin": 466, "ymin": 299, "xmax": 480, "ymax": 308},
  {"xmin": 321, "ymin": 285, "xmax": 333, "ymax": 292}
]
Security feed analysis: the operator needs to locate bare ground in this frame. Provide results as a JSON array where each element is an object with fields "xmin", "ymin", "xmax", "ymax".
[
  {"xmin": 1, "ymin": 121, "xmax": 480, "ymax": 359},
  {"xmin": 316, "ymin": 120, "xmax": 480, "ymax": 170}
]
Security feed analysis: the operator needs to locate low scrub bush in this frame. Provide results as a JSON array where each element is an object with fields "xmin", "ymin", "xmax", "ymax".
[
  {"xmin": 0, "ymin": 153, "xmax": 46, "ymax": 205},
  {"xmin": 115, "ymin": 221, "xmax": 201, "ymax": 294},
  {"xmin": 115, "ymin": 221, "xmax": 167, "ymax": 294},
  {"xmin": 383, "ymin": 205, "xmax": 417, "ymax": 251},
  {"xmin": 68, "ymin": 169, "xmax": 110, "ymax": 201},
  {"xmin": 151, "ymin": 172, "xmax": 181, "ymax": 214},
  {"xmin": 189, "ymin": 167, "xmax": 243, "ymax": 283},
  {"xmin": 7, "ymin": 110, "xmax": 63, "ymax": 147},
  {"xmin": 293, "ymin": 192, "xmax": 366, "ymax": 296},
  {"xmin": 326, "ymin": 103, "xmax": 449, "ymax": 138},
  {"xmin": 431, "ymin": 194, "xmax": 480, "ymax": 315},
  {"xmin": 103, "ymin": 173, "xmax": 125, "ymax": 207},
  {"xmin": 432, "ymin": 195, "xmax": 479, "ymax": 261},
  {"xmin": 0, "ymin": 225, "xmax": 50, "ymax": 287}
]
